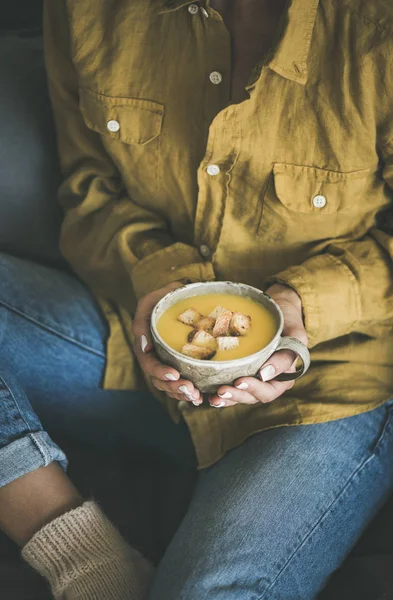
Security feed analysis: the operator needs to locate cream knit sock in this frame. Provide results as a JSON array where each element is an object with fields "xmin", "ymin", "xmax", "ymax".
[{"xmin": 22, "ymin": 501, "xmax": 154, "ymax": 600}]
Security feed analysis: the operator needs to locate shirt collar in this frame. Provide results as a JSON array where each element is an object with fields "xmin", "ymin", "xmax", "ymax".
[
  {"xmin": 266, "ymin": 0, "xmax": 320, "ymax": 85},
  {"xmin": 157, "ymin": 0, "xmax": 319, "ymax": 85}
]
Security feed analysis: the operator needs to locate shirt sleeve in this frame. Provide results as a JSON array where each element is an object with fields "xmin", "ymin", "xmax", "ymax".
[
  {"xmin": 43, "ymin": 1, "xmax": 215, "ymax": 308},
  {"xmin": 264, "ymin": 147, "xmax": 393, "ymax": 348}
]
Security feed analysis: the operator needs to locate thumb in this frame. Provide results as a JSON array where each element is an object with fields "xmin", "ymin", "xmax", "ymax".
[
  {"xmin": 259, "ymin": 349, "xmax": 297, "ymax": 382},
  {"xmin": 132, "ymin": 296, "xmax": 157, "ymax": 356},
  {"xmin": 133, "ymin": 282, "xmax": 185, "ymax": 355}
]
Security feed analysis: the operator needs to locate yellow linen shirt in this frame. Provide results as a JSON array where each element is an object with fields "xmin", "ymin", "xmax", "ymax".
[{"xmin": 44, "ymin": 0, "xmax": 393, "ymax": 468}]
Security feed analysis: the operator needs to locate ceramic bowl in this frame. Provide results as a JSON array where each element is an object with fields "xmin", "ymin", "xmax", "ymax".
[{"xmin": 150, "ymin": 281, "xmax": 310, "ymax": 394}]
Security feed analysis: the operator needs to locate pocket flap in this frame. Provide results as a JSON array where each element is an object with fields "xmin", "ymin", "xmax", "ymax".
[
  {"xmin": 272, "ymin": 163, "xmax": 371, "ymax": 214},
  {"xmin": 79, "ymin": 87, "xmax": 164, "ymax": 145}
]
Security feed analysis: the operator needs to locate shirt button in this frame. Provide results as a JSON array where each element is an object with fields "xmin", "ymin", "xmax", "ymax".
[
  {"xmin": 313, "ymin": 194, "xmax": 327, "ymax": 208},
  {"xmin": 209, "ymin": 71, "xmax": 223, "ymax": 85},
  {"xmin": 206, "ymin": 164, "xmax": 220, "ymax": 176},
  {"xmin": 188, "ymin": 3, "xmax": 199, "ymax": 14},
  {"xmin": 107, "ymin": 119, "xmax": 120, "ymax": 133},
  {"xmin": 199, "ymin": 245, "xmax": 211, "ymax": 258}
]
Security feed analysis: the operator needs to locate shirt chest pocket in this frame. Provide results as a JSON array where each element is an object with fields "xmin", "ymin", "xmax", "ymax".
[
  {"xmin": 258, "ymin": 162, "xmax": 372, "ymax": 243},
  {"xmin": 79, "ymin": 87, "xmax": 164, "ymax": 144},
  {"xmin": 79, "ymin": 87, "xmax": 164, "ymax": 195}
]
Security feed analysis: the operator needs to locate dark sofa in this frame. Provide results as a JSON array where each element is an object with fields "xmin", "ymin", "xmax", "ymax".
[{"xmin": 1, "ymin": 5, "xmax": 393, "ymax": 599}]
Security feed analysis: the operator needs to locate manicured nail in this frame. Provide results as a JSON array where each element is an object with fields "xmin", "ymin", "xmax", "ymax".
[
  {"xmin": 179, "ymin": 385, "xmax": 193, "ymax": 400},
  {"xmin": 192, "ymin": 400, "xmax": 202, "ymax": 406},
  {"xmin": 211, "ymin": 401, "xmax": 226, "ymax": 408},
  {"xmin": 260, "ymin": 365, "xmax": 276, "ymax": 382},
  {"xmin": 141, "ymin": 335, "xmax": 149, "ymax": 353},
  {"xmin": 236, "ymin": 382, "xmax": 248, "ymax": 390},
  {"xmin": 165, "ymin": 373, "xmax": 178, "ymax": 381},
  {"xmin": 218, "ymin": 391, "xmax": 232, "ymax": 399}
]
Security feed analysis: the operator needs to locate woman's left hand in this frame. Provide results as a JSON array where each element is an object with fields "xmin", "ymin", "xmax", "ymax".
[{"xmin": 208, "ymin": 284, "xmax": 308, "ymax": 408}]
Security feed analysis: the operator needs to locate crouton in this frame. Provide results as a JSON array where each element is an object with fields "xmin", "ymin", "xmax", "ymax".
[
  {"xmin": 196, "ymin": 316, "xmax": 215, "ymax": 333},
  {"xmin": 191, "ymin": 330, "xmax": 216, "ymax": 348},
  {"xmin": 188, "ymin": 330, "xmax": 197, "ymax": 343},
  {"xmin": 217, "ymin": 337, "xmax": 240, "ymax": 351},
  {"xmin": 181, "ymin": 343, "xmax": 216, "ymax": 360},
  {"xmin": 213, "ymin": 310, "xmax": 233, "ymax": 337},
  {"xmin": 229, "ymin": 312, "xmax": 251, "ymax": 336},
  {"xmin": 178, "ymin": 308, "xmax": 203, "ymax": 327},
  {"xmin": 188, "ymin": 329, "xmax": 216, "ymax": 344},
  {"xmin": 208, "ymin": 306, "xmax": 229, "ymax": 320}
]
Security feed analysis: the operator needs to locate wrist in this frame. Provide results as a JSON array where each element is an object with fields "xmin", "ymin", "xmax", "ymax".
[
  {"xmin": 266, "ymin": 283, "xmax": 302, "ymax": 311},
  {"xmin": 265, "ymin": 283, "xmax": 306, "ymax": 340}
]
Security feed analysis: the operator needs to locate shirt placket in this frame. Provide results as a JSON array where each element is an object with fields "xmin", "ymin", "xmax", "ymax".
[{"xmin": 192, "ymin": 3, "xmax": 238, "ymax": 264}]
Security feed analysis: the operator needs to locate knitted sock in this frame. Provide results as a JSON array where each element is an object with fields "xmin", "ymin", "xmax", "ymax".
[{"xmin": 22, "ymin": 501, "xmax": 154, "ymax": 600}]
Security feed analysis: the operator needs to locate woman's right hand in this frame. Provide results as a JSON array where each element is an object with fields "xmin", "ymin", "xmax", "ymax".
[{"xmin": 132, "ymin": 282, "xmax": 203, "ymax": 405}]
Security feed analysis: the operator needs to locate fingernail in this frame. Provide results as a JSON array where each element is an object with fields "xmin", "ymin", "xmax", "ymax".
[
  {"xmin": 179, "ymin": 385, "xmax": 193, "ymax": 400},
  {"xmin": 218, "ymin": 391, "xmax": 232, "ymax": 399},
  {"xmin": 141, "ymin": 335, "xmax": 149, "ymax": 353},
  {"xmin": 192, "ymin": 400, "xmax": 202, "ymax": 406},
  {"xmin": 260, "ymin": 365, "xmax": 276, "ymax": 382},
  {"xmin": 211, "ymin": 401, "xmax": 226, "ymax": 408},
  {"xmin": 235, "ymin": 382, "xmax": 248, "ymax": 390},
  {"xmin": 165, "ymin": 373, "xmax": 178, "ymax": 381}
]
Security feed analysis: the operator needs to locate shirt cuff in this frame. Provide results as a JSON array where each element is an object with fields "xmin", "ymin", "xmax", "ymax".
[
  {"xmin": 263, "ymin": 253, "xmax": 361, "ymax": 347},
  {"xmin": 131, "ymin": 242, "xmax": 215, "ymax": 299}
]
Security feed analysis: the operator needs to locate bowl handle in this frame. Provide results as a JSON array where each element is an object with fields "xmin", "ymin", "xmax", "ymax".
[{"xmin": 272, "ymin": 336, "xmax": 311, "ymax": 381}]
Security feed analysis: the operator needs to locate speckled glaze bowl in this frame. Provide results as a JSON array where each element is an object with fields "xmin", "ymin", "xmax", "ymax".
[{"xmin": 150, "ymin": 281, "xmax": 310, "ymax": 394}]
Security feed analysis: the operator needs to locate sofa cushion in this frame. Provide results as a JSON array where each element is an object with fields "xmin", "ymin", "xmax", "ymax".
[
  {"xmin": 0, "ymin": 35, "xmax": 64, "ymax": 266},
  {"xmin": 1, "ymin": 2, "xmax": 43, "ymax": 35}
]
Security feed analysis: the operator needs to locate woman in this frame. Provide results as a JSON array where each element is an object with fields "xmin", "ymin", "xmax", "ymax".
[{"xmin": 2, "ymin": 0, "xmax": 393, "ymax": 598}]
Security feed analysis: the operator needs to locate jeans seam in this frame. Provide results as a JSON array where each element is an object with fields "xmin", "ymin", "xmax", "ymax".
[
  {"xmin": 30, "ymin": 432, "xmax": 51, "ymax": 466},
  {"xmin": 0, "ymin": 374, "xmax": 31, "ymax": 432},
  {"xmin": 0, "ymin": 299, "xmax": 106, "ymax": 358},
  {"xmin": 371, "ymin": 406, "xmax": 393, "ymax": 455},
  {"xmin": 259, "ymin": 451, "xmax": 379, "ymax": 600}
]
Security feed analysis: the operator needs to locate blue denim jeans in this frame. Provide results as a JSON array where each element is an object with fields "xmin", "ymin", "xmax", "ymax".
[{"xmin": 1, "ymin": 252, "xmax": 393, "ymax": 600}]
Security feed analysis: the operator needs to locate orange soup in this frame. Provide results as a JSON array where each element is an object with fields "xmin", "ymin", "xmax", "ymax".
[{"xmin": 157, "ymin": 294, "xmax": 277, "ymax": 361}]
